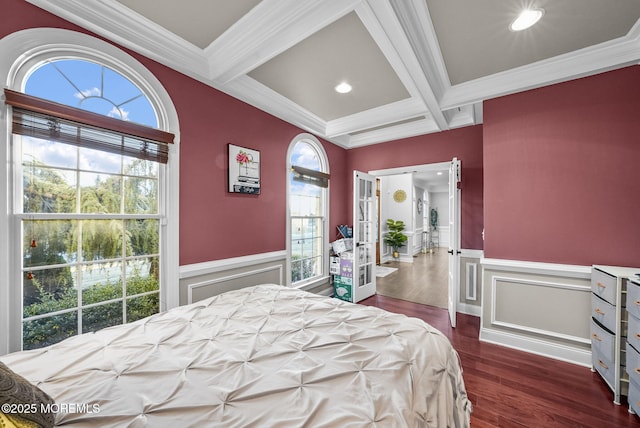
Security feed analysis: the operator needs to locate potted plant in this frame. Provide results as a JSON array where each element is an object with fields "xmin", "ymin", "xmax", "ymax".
[{"xmin": 383, "ymin": 219, "xmax": 408, "ymax": 259}]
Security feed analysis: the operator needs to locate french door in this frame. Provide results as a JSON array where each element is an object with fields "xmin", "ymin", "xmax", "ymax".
[
  {"xmin": 447, "ymin": 158, "xmax": 461, "ymax": 327},
  {"xmin": 353, "ymin": 171, "xmax": 377, "ymax": 302}
]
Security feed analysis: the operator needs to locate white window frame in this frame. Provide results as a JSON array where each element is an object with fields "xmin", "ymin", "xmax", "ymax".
[
  {"xmin": 286, "ymin": 133, "xmax": 330, "ymax": 290},
  {"xmin": 0, "ymin": 28, "xmax": 180, "ymax": 355}
]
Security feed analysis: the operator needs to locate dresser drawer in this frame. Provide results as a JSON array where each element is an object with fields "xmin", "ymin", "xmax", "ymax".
[
  {"xmin": 592, "ymin": 268, "xmax": 618, "ymax": 305},
  {"xmin": 627, "ymin": 344, "xmax": 640, "ymax": 386},
  {"xmin": 628, "ymin": 313, "xmax": 640, "ymax": 353},
  {"xmin": 630, "ymin": 280, "xmax": 640, "ymax": 320},
  {"xmin": 630, "ymin": 380, "xmax": 640, "ymax": 415},
  {"xmin": 592, "ymin": 294, "xmax": 617, "ymax": 333},
  {"xmin": 591, "ymin": 318, "xmax": 615, "ymax": 362},
  {"xmin": 592, "ymin": 346, "xmax": 616, "ymax": 391}
]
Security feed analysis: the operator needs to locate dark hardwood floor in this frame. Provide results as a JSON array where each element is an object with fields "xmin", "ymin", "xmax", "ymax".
[{"xmin": 360, "ymin": 294, "xmax": 640, "ymax": 427}]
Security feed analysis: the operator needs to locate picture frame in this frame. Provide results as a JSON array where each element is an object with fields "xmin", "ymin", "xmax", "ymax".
[{"xmin": 228, "ymin": 144, "xmax": 260, "ymax": 194}]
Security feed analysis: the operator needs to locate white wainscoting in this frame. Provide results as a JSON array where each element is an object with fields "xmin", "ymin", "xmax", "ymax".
[
  {"xmin": 459, "ymin": 249, "xmax": 483, "ymax": 316},
  {"xmin": 480, "ymin": 258, "xmax": 592, "ymax": 366},
  {"xmin": 179, "ymin": 251, "xmax": 287, "ymax": 304}
]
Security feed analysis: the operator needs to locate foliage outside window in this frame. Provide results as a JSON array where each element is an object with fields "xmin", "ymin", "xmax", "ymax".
[
  {"xmin": 289, "ymin": 139, "xmax": 328, "ymax": 285},
  {"xmin": 17, "ymin": 59, "xmax": 164, "ymax": 350}
]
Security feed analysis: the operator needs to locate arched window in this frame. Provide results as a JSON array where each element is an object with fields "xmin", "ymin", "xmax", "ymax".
[
  {"xmin": 0, "ymin": 29, "xmax": 179, "ymax": 353},
  {"xmin": 287, "ymin": 134, "xmax": 330, "ymax": 287}
]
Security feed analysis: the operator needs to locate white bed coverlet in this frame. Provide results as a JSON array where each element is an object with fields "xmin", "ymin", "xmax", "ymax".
[{"xmin": 1, "ymin": 285, "xmax": 471, "ymax": 427}]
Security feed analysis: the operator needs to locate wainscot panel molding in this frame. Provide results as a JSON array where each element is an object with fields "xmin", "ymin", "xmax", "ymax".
[
  {"xmin": 180, "ymin": 251, "xmax": 287, "ymax": 278},
  {"xmin": 179, "ymin": 251, "xmax": 287, "ymax": 305},
  {"xmin": 480, "ymin": 258, "xmax": 592, "ymax": 367},
  {"xmin": 460, "ymin": 250, "xmax": 484, "ymax": 310}
]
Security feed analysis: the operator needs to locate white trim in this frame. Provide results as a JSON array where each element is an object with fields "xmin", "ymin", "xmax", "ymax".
[
  {"xmin": 187, "ymin": 264, "xmax": 284, "ymax": 304},
  {"xmin": 314, "ymin": 285, "xmax": 334, "ymax": 297},
  {"xmin": 0, "ymin": 28, "xmax": 180, "ymax": 355},
  {"xmin": 490, "ymin": 275, "xmax": 591, "ymax": 345},
  {"xmin": 295, "ymin": 275, "xmax": 331, "ymax": 293},
  {"xmin": 457, "ymin": 302, "xmax": 481, "ymax": 317},
  {"xmin": 460, "ymin": 249, "xmax": 483, "ymax": 259},
  {"xmin": 465, "ymin": 262, "xmax": 477, "ymax": 301},
  {"xmin": 481, "ymin": 258, "xmax": 592, "ymax": 279},
  {"xmin": 179, "ymin": 250, "xmax": 287, "ymax": 279},
  {"xmin": 480, "ymin": 327, "xmax": 592, "ymax": 367}
]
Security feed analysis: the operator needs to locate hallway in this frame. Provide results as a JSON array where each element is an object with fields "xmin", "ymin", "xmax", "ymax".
[{"xmin": 375, "ymin": 248, "xmax": 448, "ymax": 308}]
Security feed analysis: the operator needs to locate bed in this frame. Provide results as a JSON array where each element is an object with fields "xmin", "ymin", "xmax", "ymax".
[{"xmin": 0, "ymin": 284, "xmax": 471, "ymax": 427}]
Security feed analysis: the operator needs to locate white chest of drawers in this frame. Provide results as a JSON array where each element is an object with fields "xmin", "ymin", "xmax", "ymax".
[
  {"xmin": 626, "ymin": 277, "xmax": 640, "ymax": 414},
  {"xmin": 591, "ymin": 265, "xmax": 640, "ymax": 405}
]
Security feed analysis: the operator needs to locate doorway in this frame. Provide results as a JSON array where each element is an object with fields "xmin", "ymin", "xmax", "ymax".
[{"xmin": 369, "ymin": 161, "xmax": 455, "ymax": 309}]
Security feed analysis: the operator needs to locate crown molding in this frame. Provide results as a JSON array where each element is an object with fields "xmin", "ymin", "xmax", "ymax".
[
  {"xmin": 346, "ymin": 117, "xmax": 440, "ymax": 148},
  {"xmin": 325, "ymin": 98, "xmax": 426, "ymax": 138},
  {"xmin": 444, "ymin": 104, "xmax": 478, "ymax": 129},
  {"xmin": 441, "ymin": 27, "xmax": 640, "ymax": 110},
  {"xmin": 224, "ymin": 75, "xmax": 327, "ymax": 138},
  {"xmin": 26, "ymin": 0, "xmax": 210, "ymax": 83}
]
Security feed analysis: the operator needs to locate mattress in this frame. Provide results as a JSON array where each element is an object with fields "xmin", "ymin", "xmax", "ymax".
[{"xmin": 1, "ymin": 285, "xmax": 471, "ymax": 427}]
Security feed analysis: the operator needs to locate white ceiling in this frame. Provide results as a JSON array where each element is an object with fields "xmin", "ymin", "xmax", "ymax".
[{"xmin": 26, "ymin": 0, "xmax": 640, "ymax": 149}]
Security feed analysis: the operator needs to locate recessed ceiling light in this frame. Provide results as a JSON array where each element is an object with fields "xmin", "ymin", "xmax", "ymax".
[
  {"xmin": 334, "ymin": 82, "xmax": 352, "ymax": 94},
  {"xmin": 510, "ymin": 8, "xmax": 544, "ymax": 32}
]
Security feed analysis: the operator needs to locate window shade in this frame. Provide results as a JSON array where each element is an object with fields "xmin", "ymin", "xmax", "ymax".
[
  {"xmin": 291, "ymin": 165, "xmax": 330, "ymax": 188},
  {"xmin": 4, "ymin": 88, "xmax": 174, "ymax": 164}
]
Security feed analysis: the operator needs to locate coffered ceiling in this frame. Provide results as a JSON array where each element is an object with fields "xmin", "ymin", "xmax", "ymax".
[{"xmin": 26, "ymin": 0, "xmax": 640, "ymax": 148}]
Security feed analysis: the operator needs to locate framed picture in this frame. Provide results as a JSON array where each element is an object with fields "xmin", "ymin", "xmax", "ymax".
[{"xmin": 228, "ymin": 144, "xmax": 260, "ymax": 194}]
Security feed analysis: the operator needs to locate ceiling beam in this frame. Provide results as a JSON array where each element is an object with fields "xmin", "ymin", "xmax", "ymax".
[{"xmin": 207, "ymin": 0, "xmax": 361, "ymax": 84}]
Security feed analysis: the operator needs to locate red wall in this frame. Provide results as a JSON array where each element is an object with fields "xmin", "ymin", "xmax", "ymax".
[
  {"xmin": 1, "ymin": 0, "xmax": 350, "ymax": 265},
  {"xmin": 483, "ymin": 66, "xmax": 640, "ymax": 266},
  {"xmin": 347, "ymin": 126, "xmax": 484, "ymax": 250}
]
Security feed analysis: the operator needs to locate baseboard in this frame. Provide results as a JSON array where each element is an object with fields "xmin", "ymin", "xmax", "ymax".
[
  {"xmin": 457, "ymin": 302, "xmax": 481, "ymax": 317},
  {"xmin": 480, "ymin": 326, "xmax": 591, "ymax": 367}
]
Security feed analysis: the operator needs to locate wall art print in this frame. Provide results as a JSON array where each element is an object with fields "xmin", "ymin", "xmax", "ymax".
[{"xmin": 228, "ymin": 144, "xmax": 260, "ymax": 194}]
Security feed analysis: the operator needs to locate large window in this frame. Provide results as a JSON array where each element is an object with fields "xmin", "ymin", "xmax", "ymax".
[
  {"xmin": 13, "ymin": 59, "xmax": 169, "ymax": 350},
  {"xmin": 287, "ymin": 135, "xmax": 329, "ymax": 286}
]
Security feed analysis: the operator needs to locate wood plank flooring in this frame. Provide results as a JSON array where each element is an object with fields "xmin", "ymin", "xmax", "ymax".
[
  {"xmin": 360, "ymin": 294, "xmax": 640, "ymax": 427},
  {"xmin": 376, "ymin": 250, "xmax": 448, "ymax": 308}
]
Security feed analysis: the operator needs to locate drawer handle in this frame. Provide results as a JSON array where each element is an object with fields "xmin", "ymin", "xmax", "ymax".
[
  {"xmin": 598, "ymin": 360, "xmax": 609, "ymax": 370},
  {"xmin": 592, "ymin": 333, "xmax": 602, "ymax": 341},
  {"xmin": 635, "ymin": 300, "xmax": 640, "ymax": 306},
  {"xmin": 594, "ymin": 308, "xmax": 606, "ymax": 316},
  {"xmin": 636, "ymin": 333, "xmax": 640, "ymax": 340},
  {"xmin": 635, "ymin": 368, "xmax": 640, "ymax": 375},
  {"xmin": 597, "ymin": 282, "xmax": 606, "ymax": 289}
]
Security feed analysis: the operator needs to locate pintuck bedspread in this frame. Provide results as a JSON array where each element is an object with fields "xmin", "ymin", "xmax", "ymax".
[{"xmin": 1, "ymin": 285, "xmax": 471, "ymax": 427}]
